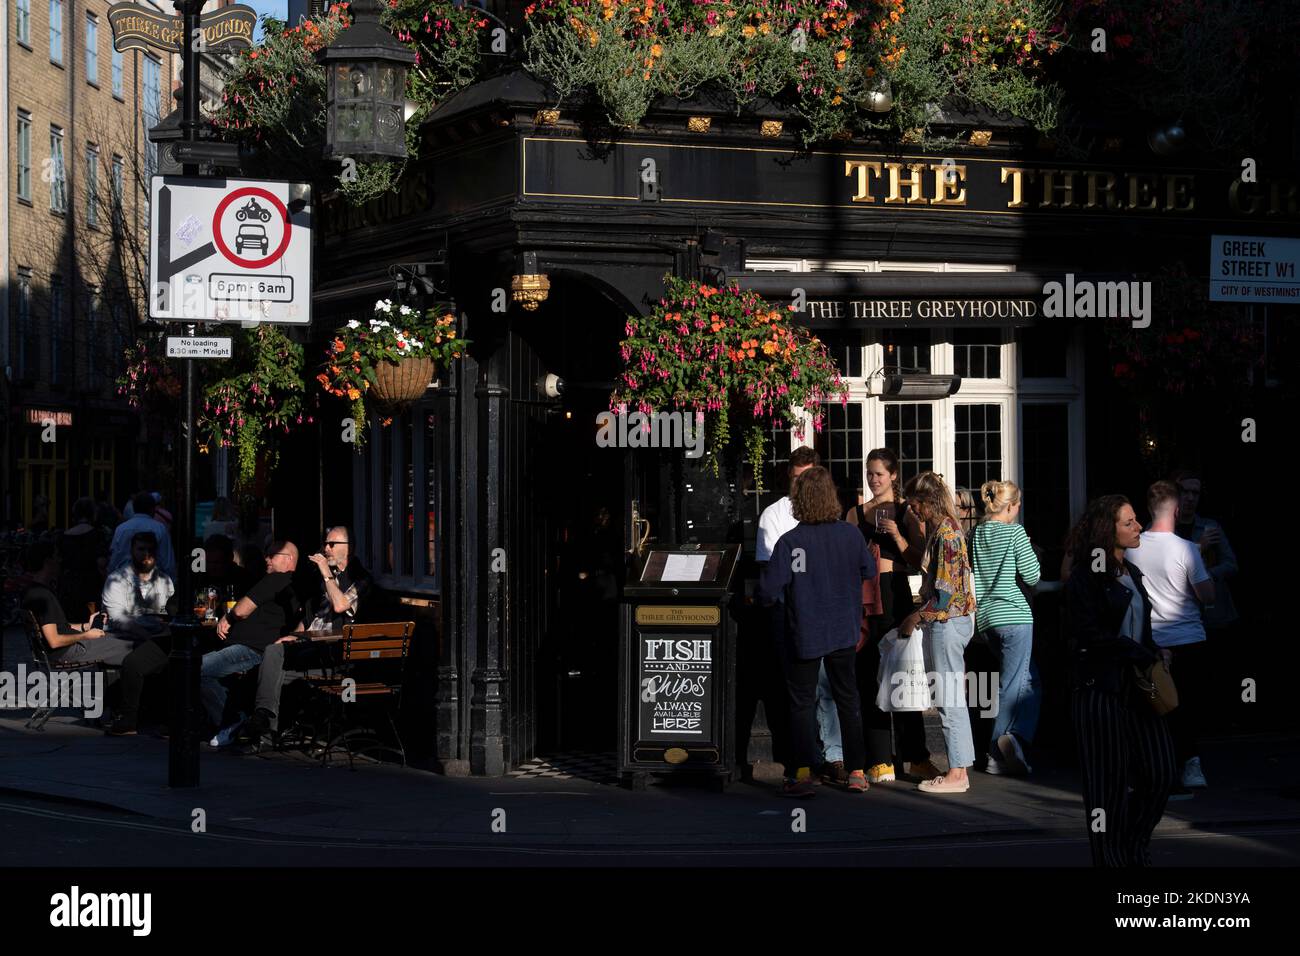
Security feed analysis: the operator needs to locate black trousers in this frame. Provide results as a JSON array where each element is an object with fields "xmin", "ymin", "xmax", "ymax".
[
  {"xmin": 1166, "ymin": 641, "xmax": 1211, "ymax": 766},
  {"xmin": 785, "ymin": 646, "xmax": 866, "ymax": 774},
  {"xmin": 857, "ymin": 570, "xmax": 929, "ymax": 767},
  {"xmin": 117, "ymin": 637, "xmax": 171, "ymax": 727},
  {"xmin": 735, "ymin": 603, "xmax": 793, "ymax": 774},
  {"xmin": 1072, "ymin": 685, "xmax": 1177, "ymax": 867}
]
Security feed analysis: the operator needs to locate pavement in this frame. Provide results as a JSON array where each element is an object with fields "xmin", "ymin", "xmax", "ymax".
[{"xmin": 3, "ymin": 625, "xmax": 1300, "ymax": 860}]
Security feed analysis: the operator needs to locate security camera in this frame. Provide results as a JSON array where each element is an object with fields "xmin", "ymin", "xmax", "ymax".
[{"xmin": 537, "ymin": 373, "xmax": 564, "ymax": 399}]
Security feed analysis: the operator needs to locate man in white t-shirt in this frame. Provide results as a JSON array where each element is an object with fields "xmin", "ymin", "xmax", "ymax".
[
  {"xmin": 1125, "ymin": 480, "xmax": 1216, "ymax": 793},
  {"xmin": 757, "ymin": 446, "xmax": 849, "ymax": 784}
]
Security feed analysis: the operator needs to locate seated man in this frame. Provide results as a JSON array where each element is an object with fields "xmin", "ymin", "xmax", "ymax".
[
  {"xmin": 21, "ymin": 541, "xmax": 132, "ymax": 668},
  {"xmin": 195, "ymin": 533, "xmax": 255, "ymax": 603},
  {"xmin": 201, "ymin": 542, "xmax": 302, "ymax": 735},
  {"xmin": 235, "ymin": 527, "xmax": 371, "ymax": 749},
  {"xmin": 100, "ymin": 533, "xmax": 174, "ymax": 640}
]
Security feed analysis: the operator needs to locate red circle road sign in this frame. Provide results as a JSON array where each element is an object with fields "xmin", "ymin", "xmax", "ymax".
[{"xmin": 212, "ymin": 187, "xmax": 292, "ymax": 269}]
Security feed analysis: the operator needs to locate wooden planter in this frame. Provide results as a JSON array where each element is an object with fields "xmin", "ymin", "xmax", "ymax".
[{"xmin": 370, "ymin": 356, "xmax": 435, "ymax": 406}]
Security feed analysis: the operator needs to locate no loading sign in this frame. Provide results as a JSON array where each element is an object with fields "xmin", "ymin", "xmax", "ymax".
[{"xmin": 212, "ymin": 187, "xmax": 292, "ymax": 269}]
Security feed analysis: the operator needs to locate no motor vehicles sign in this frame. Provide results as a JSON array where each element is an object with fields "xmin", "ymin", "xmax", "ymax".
[{"xmin": 148, "ymin": 176, "xmax": 312, "ymax": 324}]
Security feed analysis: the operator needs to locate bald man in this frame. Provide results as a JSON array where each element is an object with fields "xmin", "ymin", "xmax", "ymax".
[{"xmin": 200, "ymin": 541, "xmax": 303, "ymax": 732}]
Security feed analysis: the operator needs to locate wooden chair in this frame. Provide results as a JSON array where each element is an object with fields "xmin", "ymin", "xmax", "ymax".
[
  {"xmin": 21, "ymin": 610, "xmax": 113, "ymax": 731},
  {"xmin": 301, "ymin": 621, "xmax": 413, "ymax": 769}
]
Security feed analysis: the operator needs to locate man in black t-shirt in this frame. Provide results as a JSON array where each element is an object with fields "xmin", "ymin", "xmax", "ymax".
[
  {"xmin": 199, "ymin": 541, "xmax": 302, "ymax": 731},
  {"xmin": 20, "ymin": 541, "xmax": 135, "ymax": 666}
]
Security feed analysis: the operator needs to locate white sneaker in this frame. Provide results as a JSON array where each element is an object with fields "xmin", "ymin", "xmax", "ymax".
[
  {"xmin": 984, "ymin": 754, "xmax": 1008, "ymax": 775},
  {"xmin": 1182, "ymin": 756, "xmax": 1208, "ymax": 789},
  {"xmin": 208, "ymin": 716, "xmax": 246, "ymax": 749}
]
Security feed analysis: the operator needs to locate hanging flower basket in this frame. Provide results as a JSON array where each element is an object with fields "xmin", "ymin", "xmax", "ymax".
[{"xmin": 371, "ymin": 355, "xmax": 435, "ymax": 406}]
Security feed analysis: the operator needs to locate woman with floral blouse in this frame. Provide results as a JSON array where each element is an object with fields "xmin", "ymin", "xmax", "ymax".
[{"xmin": 898, "ymin": 472, "xmax": 978, "ymax": 794}]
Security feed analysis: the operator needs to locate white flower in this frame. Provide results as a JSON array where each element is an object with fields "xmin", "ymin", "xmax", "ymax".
[
  {"xmin": 374, "ymin": 299, "xmax": 389, "ymax": 312},
  {"xmin": 346, "ymin": 319, "xmax": 360, "ymax": 330},
  {"xmin": 399, "ymin": 305, "xmax": 413, "ymax": 316},
  {"xmin": 409, "ymin": 339, "xmax": 423, "ymax": 349}
]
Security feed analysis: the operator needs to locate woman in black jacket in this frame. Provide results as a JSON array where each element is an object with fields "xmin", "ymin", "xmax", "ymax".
[{"xmin": 1066, "ymin": 495, "xmax": 1178, "ymax": 866}]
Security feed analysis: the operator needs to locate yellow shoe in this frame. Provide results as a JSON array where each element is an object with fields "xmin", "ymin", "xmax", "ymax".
[
  {"xmin": 867, "ymin": 762, "xmax": 896, "ymax": 784},
  {"xmin": 907, "ymin": 759, "xmax": 943, "ymax": 779}
]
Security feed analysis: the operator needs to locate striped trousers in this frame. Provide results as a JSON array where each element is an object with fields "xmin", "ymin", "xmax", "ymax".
[{"xmin": 1072, "ymin": 686, "xmax": 1178, "ymax": 867}]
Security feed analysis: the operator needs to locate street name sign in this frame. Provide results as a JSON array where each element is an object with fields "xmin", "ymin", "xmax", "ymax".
[
  {"xmin": 166, "ymin": 336, "xmax": 233, "ymax": 359},
  {"xmin": 1209, "ymin": 234, "xmax": 1300, "ymax": 303},
  {"xmin": 149, "ymin": 176, "xmax": 312, "ymax": 325},
  {"xmin": 108, "ymin": 3, "xmax": 257, "ymax": 54}
]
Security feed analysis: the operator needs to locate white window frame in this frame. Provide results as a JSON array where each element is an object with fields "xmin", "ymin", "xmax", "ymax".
[
  {"xmin": 112, "ymin": 46, "xmax": 124, "ymax": 98},
  {"xmin": 86, "ymin": 144, "xmax": 100, "ymax": 226},
  {"xmin": 17, "ymin": 110, "xmax": 33, "ymax": 201},
  {"xmin": 85, "ymin": 13, "xmax": 99, "ymax": 86},
  {"xmin": 17, "ymin": 268, "xmax": 33, "ymax": 376},
  {"xmin": 49, "ymin": 0, "xmax": 63, "ymax": 65},
  {"xmin": 17, "ymin": 0, "xmax": 31, "ymax": 46},
  {"xmin": 49, "ymin": 126, "xmax": 66, "ymax": 213}
]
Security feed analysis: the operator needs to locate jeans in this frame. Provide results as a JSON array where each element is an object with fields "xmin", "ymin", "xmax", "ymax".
[
  {"xmin": 816, "ymin": 661, "xmax": 843, "ymax": 763},
  {"xmin": 200, "ymin": 643, "xmax": 264, "ymax": 729},
  {"xmin": 923, "ymin": 614, "xmax": 976, "ymax": 770},
  {"xmin": 117, "ymin": 638, "xmax": 171, "ymax": 727},
  {"xmin": 784, "ymin": 646, "xmax": 866, "ymax": 774},
  {"xmin": 986, "ymin": 623, "xmax": 1040, "ymax": 751}
]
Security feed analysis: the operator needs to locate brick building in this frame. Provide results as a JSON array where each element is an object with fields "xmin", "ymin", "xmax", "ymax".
[{"xmin": 1, "ymin": 0, "xmax": 178, "ymax": 527}]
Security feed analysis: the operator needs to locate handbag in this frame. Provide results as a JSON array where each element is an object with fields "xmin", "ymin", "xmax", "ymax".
[
  {"xmin": 857, "ymin": 541, "xmax": 884, "ymax": 651},
  {"xmin": 1134, "ymin": 658, "xmax": 1178, "ymax": 715},
  {"xmin": 876, "ymin": 627, "xmax": 929, "ymax": 712}
]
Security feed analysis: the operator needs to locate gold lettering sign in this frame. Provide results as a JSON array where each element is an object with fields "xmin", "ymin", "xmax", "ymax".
[
  {"xmin": 108, "ymin": 3, "xmax": 256, "ymax": 54},
  {"xmin": 635, "ymin": 606, "xmax": 721, "ymax": 627}
]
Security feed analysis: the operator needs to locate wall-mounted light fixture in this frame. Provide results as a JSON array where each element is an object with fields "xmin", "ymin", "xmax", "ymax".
[{"xmin": 874, "ymin": 372, "xmax": 962, "ymax": 399}]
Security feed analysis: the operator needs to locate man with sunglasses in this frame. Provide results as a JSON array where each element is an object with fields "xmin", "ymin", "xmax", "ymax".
[{"xmin": 230, "ymin": 528, "xmax": 372, "ymax": 751}]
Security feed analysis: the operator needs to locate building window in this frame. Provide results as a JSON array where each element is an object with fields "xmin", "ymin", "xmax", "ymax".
[
  {"xmin": 143, "ymin": 56, "xmax": 161, "ymax": 183},
  {"xmin": 952, "ymin": 329, "xmax": 1002, "ymax": 379},
  {"xmin": 16, "ymin": 269, "xmax": 33, "ymax": 378},
  {"xmin": 953, "ymin": 403, "xmax": 1003, "ymax": 507},
  {"xmin": 818, "ymin": 329, "xmax": 865, "ymax": 378},
  {"xmin": 85, "ymin": 14, "xmax": 98, "ymax": 85},
  {"xmin": 1018, "ymin": 324, "xmax": 1070, "ymax": 379},
  {"xmin": 16, "ymin": 0, "xmax": 31, "ymax": 46},
  {"xmin": 884, "ymin": 402, "xmax": 934, "ymax": 484},
  {"xmin": 814, "ymin": 401, "xmax": 864, "ymax": 510},
  {"xmin": 49, "ymin": 127, "xmax": 66, "ymax": 213},
  {"xmin": 87, "ymin": 288, "xmax": 102, "ymax": 387},
  {"xmin": 112, "ymin": 46, "xmax": 124, "ymax": 97},
  {"xmin": 356, "ymin": 402, "xmax": 440, "ymax": 591},
  {"xmin": 86, "ymin": 145, "xmax": 99, "ymax": 226},
  {"xmin": 1021, "ymin": 403, "xmax": 1072, "ymax": 577},
  {"xmin": 49, "ymin": 0, "xmax": 62, "ymax": 64},
  {"xmin": 881, "ymin": 328, "xmax": 931, "ymax": 373},
  {"xmin": 17, "ymin": 111, "xmax": 32, "ymax": 201},
  {"xmin": 111, "ymin": 154, "xmax": 124, "ymax": 230},
  {"xmin": 50, "ymin": 276, "xmax": 65, "ymax": 385}
]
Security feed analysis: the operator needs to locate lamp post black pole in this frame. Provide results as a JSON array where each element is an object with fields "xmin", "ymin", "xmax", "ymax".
[{"xmin": 168, "ymin": 0, "xmax": 207, "ymax": 789}]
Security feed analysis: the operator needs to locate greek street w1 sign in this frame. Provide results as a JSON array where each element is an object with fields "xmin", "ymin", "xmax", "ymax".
[{"xmin": 148, "ymin": 176, "xmax": 312, "ymax": 325}]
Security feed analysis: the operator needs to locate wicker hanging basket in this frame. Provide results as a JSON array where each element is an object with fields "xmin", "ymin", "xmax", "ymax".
[{"xmin": 370, "ymin": 355, "xmax": 435, "ymax": 407}]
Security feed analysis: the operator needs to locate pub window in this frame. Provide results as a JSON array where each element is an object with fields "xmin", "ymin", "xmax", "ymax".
[
  {"xmin": 884, "ymin": 402, "xmax": 934, "ymax": 483},
  {"xmin": 1018, "ymin": 324, "xmax": 1070, "ymax": 379},
  {"xmin": 881, "ymin": 328, "xmax": 931, "ymax": 373},
  {"xmin": 355, "ymin": 402, "xmax": 439, "ymax": 591},
  {"xmin": 1020, "ymin": 402, "xmax": 1072, "ymax": 577},
  {"xmin": 817, "ymin": 328, "xmax": 865, "ymax": 378},
  {"xmin": 814, "ymin": 401, "xmax": 864, "ymax": 510},
  {"xmin": 143, "ymin": 56, "xmax": 161, "ymax": 186},
  {"xmin": 952, "ymin": 328, "xmax": 1002, "ymax": 379},
  {"xmin": 953, "ymin": 403, "xmax": 1004, "ymax": 505}
]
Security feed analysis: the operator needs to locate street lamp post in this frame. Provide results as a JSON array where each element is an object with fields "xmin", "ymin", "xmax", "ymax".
[{"xmin": 316, "ymin": 0, "xmax": 417, "ymax": 162}]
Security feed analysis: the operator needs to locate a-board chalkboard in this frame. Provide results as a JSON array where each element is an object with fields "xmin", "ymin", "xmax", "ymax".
[{"xmin": 637, "ymin": 631, "xmax": 715, "ymax": 741}]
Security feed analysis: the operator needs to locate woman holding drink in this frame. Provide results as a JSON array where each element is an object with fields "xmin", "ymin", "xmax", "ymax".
[{"xmin": 846, "ymin": 449, "xmax": 939, "ymax": 783}]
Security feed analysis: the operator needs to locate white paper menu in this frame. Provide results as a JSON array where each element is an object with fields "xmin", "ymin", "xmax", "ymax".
[{"xmin": 660, "ymin": 553, "xmax": 708, "ymax": 582}]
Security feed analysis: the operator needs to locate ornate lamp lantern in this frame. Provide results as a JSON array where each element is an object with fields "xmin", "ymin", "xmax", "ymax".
[{"xmin": 316, "ymin": 0, "xmax": 417, "ymax": 161}]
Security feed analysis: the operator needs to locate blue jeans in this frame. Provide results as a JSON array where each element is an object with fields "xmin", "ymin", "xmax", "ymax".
[
  {"xmin": 200, "ymin": 643, "xmax": 264, "ymax": 729},
  {"xmin": 923, "ymin": 614, "xmax": 976, "ymax": 770},
  {"xmin": 816, "ymin": 661, "xmax": 843, "ymax": 763},
  {"xmin": 986, "ymin": 623, "xmax": 1040, "ymax": 751}
]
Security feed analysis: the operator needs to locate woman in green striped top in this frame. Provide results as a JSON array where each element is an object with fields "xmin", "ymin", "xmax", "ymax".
[{"xmin": 971, "ymin": 480, "xmax": 1042, "ymax": 776}]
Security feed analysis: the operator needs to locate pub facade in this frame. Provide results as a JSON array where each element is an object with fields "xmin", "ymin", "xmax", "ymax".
[{"xmin": 302, "ymin": 69, "xmax": 1294, "ymax": 775}]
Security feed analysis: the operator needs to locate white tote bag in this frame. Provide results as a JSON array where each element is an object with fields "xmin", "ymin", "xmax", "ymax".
[{"xmin": 875, "ymin": 627, "xmax": 931, "ymax": 712}]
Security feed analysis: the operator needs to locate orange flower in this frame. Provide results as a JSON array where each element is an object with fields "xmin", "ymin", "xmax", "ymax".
[
  {"xmin": 347, "ymin": 388, "xmax": 361, "ymax": 401},
  {"xmin": 352, "ymin": 351, "xmax": 361, "ymax": 361},
  {"xmin": 332, "ymin": 338, "xmax": 346, "ymax": 352}
]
